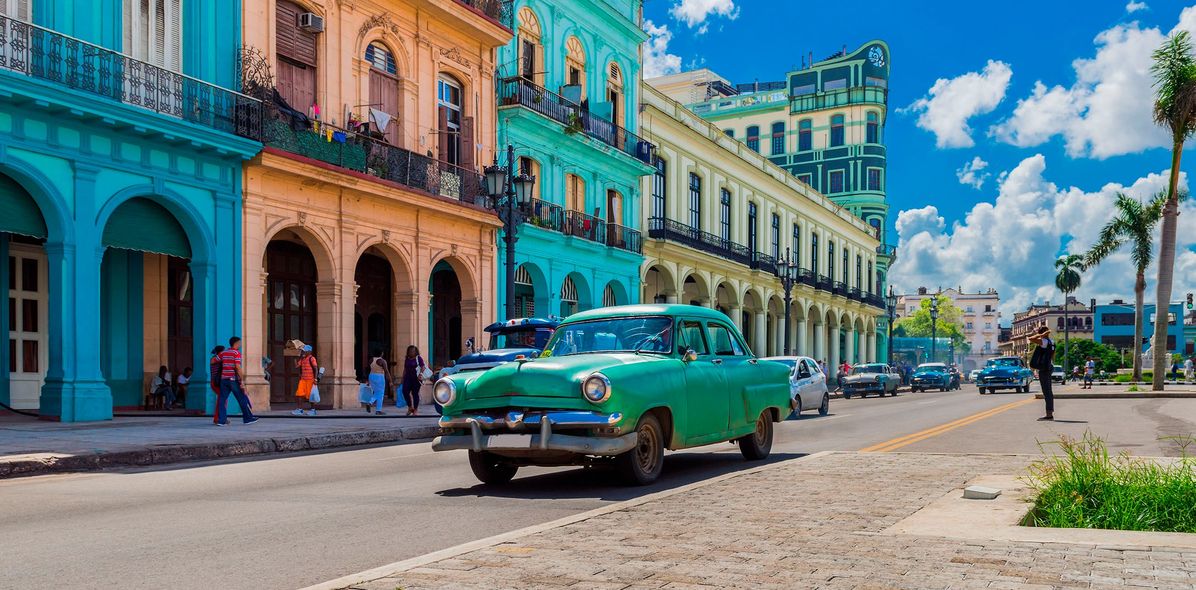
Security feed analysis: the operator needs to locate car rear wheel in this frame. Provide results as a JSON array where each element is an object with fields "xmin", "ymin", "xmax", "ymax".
[
  {"xmin": 979, "ymin": 387, "xmax": 987, "ymax": 394},
  {"xmin": 467, "ymin": 451, "xmax": 518, "ymax": 485},
  {"xmin": 818, "ymin": 394, "xmax": 830, "ymax": 416},
  {"xmin": 616, "ymin": 413, "xmax": 665, "ymax": 486},
  {"xmin": 738, "ymin": 411, "xmax": 773, "ymax": 460}
]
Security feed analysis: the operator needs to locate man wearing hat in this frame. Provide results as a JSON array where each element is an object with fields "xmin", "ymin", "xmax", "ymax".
[
  {"xmin": 1028, "ymin": 325, "xmax": 1056, "ymax": 421},
  {"xmin": 293, "ymin": 344, "xmax": 320, "ymax": 416}
]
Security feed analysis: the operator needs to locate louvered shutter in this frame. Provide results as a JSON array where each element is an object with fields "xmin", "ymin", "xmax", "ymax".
[
  {"xmin": 0, "ymin": 0, "xmax": 32, "ymax": 19},
  {"xmin": 275, "ymin": 1, "xmax": 299, "ymax": 60},
  {"xmin": 459, "ymin": 115, "xmax": 474, "ymax": 172},
  {"xmin": 437, "ymin": 106, "xmax": 450, "ymax": 163}
]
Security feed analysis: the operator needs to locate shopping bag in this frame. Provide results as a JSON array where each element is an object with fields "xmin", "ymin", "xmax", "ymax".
[
  {"xmin": 309, "ymin": 384, "xmax": 321, "ymax": 404},
  {"xmin": 394, "ymin": 384, "xmax": 407, "ymax": 408},
  {"xmin": 420, "ymin": 367, "xmax": 434, "ymax": 381},
  {"xmin": 358, "ymin": 383, "xmax": 372, "ymax": 404}
]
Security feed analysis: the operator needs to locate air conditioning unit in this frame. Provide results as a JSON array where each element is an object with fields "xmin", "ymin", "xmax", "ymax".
[{"xmin": 298, "ymin": 13, "xmax": 324, "ymax": 33}]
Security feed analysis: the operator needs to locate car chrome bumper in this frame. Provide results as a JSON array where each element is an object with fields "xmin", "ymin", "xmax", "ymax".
[
  {"xmin": 438, "ymin": 410, "xmax": 623, "ymax": 430},
  {"xmin": 433, "ymin": 410, "xmax": 633, "ymax": 456}
]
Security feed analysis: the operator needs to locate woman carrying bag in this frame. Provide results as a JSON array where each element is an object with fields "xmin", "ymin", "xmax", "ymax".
[
  {"xmin": 401, "ymin": 345, "xmax": 430, "ymax": 416},
  {"xmin": 1028, "ymin": 326, "xmax": 1056, "ymax": 421}
]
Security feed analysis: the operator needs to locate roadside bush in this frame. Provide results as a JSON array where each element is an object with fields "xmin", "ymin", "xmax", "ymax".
[
  {"xmin": 1112, "ymin": 372, "xmax": 1153, "ymax": 382},
  {"xmin": 1024, "ymin": 432, "xmax": 1196, "ymax": 533}
]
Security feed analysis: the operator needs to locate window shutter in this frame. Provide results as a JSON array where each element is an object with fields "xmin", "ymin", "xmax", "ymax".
[
  {"xmin": 459, "ymin": 115, "xmax": 474, "ymax": 172},
  {"xmin": 3, "ymin": 0, "xmax": 32, "ymax": 20},
  {"xmin": 437, "ymin": 106, "xmax": 450, "ymax": 163},
  {"xmin": 166, "ymin": 0, "xmax": 181, "ymax": 72},
  {"xmin": 275, "ymin": 1, "xmax": 298, "ymax": 59},
  {"xmin": 153, "ymin": 0, "xmax": 165, "ymax": 67},
  {"xmin": 121, "ymin": 0, "xmax": 134, "ymax": 54}
]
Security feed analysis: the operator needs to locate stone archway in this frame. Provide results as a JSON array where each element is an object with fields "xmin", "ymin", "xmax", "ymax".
[{"xmin": 643, "ymin": 263, "xmax": 675, "ymax": 304}]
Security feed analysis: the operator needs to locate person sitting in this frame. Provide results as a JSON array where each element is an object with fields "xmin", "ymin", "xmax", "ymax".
[
  {"xmin": 151, "ymin": 365, "xmax": 176, "ymax": 409},
  {"xmin": 175, "ymin": 367, "xmax": 192, "ymax": 407}
]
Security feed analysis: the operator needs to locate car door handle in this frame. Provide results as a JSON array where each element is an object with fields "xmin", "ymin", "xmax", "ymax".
[
  {"xmin": 747, "ymin": 359, "xmax": 758, "ymax": 365},
  {"xmin": 711, "ymin": 359, "xmax": 723, "ymax": 365}
]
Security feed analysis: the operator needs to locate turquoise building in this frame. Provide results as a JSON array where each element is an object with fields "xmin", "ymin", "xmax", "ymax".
[
  {"xmin": 0, "ymin": 1, "xmax": 261, "ymax": 421},
  {"xmin": 494, "ymin": 0, "xmax": 654, "ymax": 318}
]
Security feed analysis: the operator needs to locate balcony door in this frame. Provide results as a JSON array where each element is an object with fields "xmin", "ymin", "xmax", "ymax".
[
  {"xmin": 122, "ymin": 0, "xmax": 183, "ymax": 113},
  {"xmin": 276, "ymin": 0, "xmax": 318, "ymax": 113},
  {"xmin": 366, "ymin": 42, "xmax": 400, "ymax": 145}
]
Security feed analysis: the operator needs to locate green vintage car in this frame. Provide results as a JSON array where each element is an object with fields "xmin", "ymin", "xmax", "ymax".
[{"xmin": 431, "ymin": 304, "xmax": 791, "ymax": 485}]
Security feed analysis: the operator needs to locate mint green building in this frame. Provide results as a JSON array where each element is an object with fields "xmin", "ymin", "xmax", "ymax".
[{"xmin": 494, "ymin": 0, "xmax": 654, "ymax": 318}]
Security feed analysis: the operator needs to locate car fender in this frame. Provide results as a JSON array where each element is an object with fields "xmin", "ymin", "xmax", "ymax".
[{"xmin": 598, "ymin": 359, "xmax": 688, "ymax": 446}]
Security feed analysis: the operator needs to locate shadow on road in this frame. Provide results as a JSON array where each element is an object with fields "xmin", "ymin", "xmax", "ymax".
[
  {"xmin": 1047, "ymin": 419, "xmax": 1089, "ymax": 424},
  {"xmin": 436, "ymin": 451, "xmax": 807, "ymax": 502}
]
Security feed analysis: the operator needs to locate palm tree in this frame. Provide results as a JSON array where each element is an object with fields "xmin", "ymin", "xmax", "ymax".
[
  {"xmin": 1083, "ymin": 192, "xmax": 1168, "ymax": 382},
  {"xmin": 1055, "ymin": 254, "xmax": 1084, "ymax": 380},
  {"xmin": 1149, "ymin": 31, "xmax": 1196, "ymax": 390}
]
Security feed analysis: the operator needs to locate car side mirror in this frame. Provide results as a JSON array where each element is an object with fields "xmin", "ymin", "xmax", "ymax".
[{"xmin": 682, "ymin": 349, "xmax": 698, "ymax": 363}]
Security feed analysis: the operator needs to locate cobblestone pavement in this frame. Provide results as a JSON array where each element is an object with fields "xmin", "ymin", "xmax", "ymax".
[{"xmin": 347, "ymin": 452, "xmax": 1196, "ymax": 590}]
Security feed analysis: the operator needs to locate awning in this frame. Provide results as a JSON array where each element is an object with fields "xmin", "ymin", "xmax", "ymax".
[
  {"xmin": 102, "ymin": 197, "xmax": 192, "ymax": 258},
  {"xmin": 0, "ymin": 174, "xmax": 48, "ymax": 239}
]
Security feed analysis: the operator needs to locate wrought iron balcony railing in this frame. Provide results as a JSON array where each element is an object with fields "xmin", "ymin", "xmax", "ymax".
[
  {"xmin": 263, "ymin": 117, "xmax": 484, "ymax": 204},
  {"xmin": 876, "ymin": 243, "xmax": 897, "ymax": 257},
  {"xmin": 498, "ymin": 77, "xmax": 655, "ymax": 164},
  {"xmin": 606, "ymin": 222, "xmax": 643, "ymax": 255},
  {"xmin": 751, "ymin": 252, "xmax": 779, "ymax": 275},
  {"xmin": 815, "ymin": 274, "xmax": 833, "ymax": 292},
  {"xmin": 455, "ymin": 0, "xmax": 513, "ymax": 29},
  {"xmin": 647, "ymin": 218, "xmax": 752, "ymax": 266},
  {"xmin": 521, "ymin": 198, "xmax": 564, "ymax": 232},
  {"xmin": 832, "ymin": 281, "xmax": 848, "ymax": 297},
  {"xmin": 563, "ymin": 209, "xmax": 606, "ymax": 244},
  {"xmin": 797, "ymin": 269, "xmax": 816, "ymax": 287},
  {"xmin": 862, "ymin": 292, "xmax": 885, "ymax": 309},
  {"xmin": 790, "ymin": 86, "xmax": 887, "ymax": 115},
  {"xmin": 0, "ymin": 14, "xmax": 262, "ymax": 141}
]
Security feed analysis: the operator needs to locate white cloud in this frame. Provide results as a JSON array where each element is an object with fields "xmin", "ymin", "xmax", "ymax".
[
  {"xmin": 1126, "ymin": 1, "xmax": 1148, "ymax": 13},
  {"xmin": 990, "ymin": 8, "xmax": 1196, "ymax": 159},
  {"xmin": 902, "ymin": 60, "xmax": 1013, "ymax": 148},
  {"xmin": 669, "ymin": 0, "xmax": 739, "ymax": 29},
  {"xmin": 956, "ymin": 156, "xmax": 991, "ymax": 189},
  {"xmin": 642, "ymin": 20, "xmax": 682, "ymax": 78},
  {"xmin": 891, "ymin": 154, "xmax": 1196, "ymax": 320}
]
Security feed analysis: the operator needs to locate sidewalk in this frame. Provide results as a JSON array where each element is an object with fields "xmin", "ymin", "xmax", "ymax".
[
  {"xmin": 325, "ymin": 452, "xmax": 1196, "ymax": 590},
  {"xmin": 0, "ymin": 408, "xmax": 441, "ymax": 479}
]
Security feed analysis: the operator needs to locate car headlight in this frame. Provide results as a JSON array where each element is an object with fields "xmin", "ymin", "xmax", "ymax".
[
  {"xmin": 582, "ymin": 373, "xmax": 611, "ymax": 403},
  {"xmin": 433, "ymin": 378, "xmax": 456, "ymax": 406}
]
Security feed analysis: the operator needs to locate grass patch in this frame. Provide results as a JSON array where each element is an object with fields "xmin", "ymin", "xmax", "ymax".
[{"xmin": 1024, "ymin": 432, "xmax": 1196, "ymax": 533}]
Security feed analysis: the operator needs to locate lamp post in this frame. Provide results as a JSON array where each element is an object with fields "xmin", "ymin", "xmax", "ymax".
[
  {"xmin": 886, "ymin": 285, "xmax": 897, "ymax": 366},
  {"xmin": 779, "ymin": 247, "xmax": 797, "ymax": 355},
  {"xmin": 930, "ymin": 295, "xmax": 940, "ymax": 364},
  {"xmin": 484, "ymin": 145, "xmax": 535, "ymax": 321}
]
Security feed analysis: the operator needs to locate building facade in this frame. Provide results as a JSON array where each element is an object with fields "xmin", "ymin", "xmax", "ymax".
[
  {"xmin": 896, "ymin": 287, "xmax": 1001, "ymax": 371},
  {"xmin": 0, "ymin": 1, "xmax": 261, "ymax": 421},
  {"xmin": 493, "ymin": 0, "xmax": 652, "ymax": 321},
  {"xmin": 1093, "ymin": 301, "xmax": 1184, "ymax": 355},
  {"xmin": 239, "ymin": 0, "xmax": 511, "ymax": 410},
  {"xmin": 648, "ymin": 41, "xmax": 895, "ymax": 359},
  {"xmin": 638, "ymin": 81, "xmax": 884, "ymax": 367},
  {"xmin": 1000, "ymin": 298, "xmax": 1093, "ymax": 359}
]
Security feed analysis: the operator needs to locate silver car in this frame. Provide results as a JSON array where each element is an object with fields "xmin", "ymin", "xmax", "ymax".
[{"xmin": 761, "ymin": 356, "xmax": 830, "ymax": 416}]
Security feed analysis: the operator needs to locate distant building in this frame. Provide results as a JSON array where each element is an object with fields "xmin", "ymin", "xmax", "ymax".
[
  {"xmin": 895, "ymin": 287, "xmax": 1000, "ymax": 371},
  {"xmin": 1093, "ymin": 301, "xmax": 1184, "ymax": 355},
  {"xmin": 1185, "ymin": 309, "xmax": 1195, "ymax": 356},
  {"xmin": 1002, "ymin": 298, "xmax": 1094, "ymax": 359}
]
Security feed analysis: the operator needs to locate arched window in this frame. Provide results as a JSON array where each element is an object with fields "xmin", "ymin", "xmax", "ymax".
[
  {"xmin": 517, "ymin": 7, "xmax": 543, "ymax": 85},
  {"xmin": 607, "ymin": 62, "xmax": 624, "ymax": 128},
  {"xmin": 437, "ymin": 74, "xmax": 467, "ymax": 167},
  {"xmin": 606, "ymin": 189, "xmax": 623, "ymax": 225},
  {"xmin": 830, "ymin": 114, "xmax": 845, "ymax": 147},
  {"xmin": 518, "ymin": 156, "xmax": 541, "ymax": 201},
  {"xmin": 798, "ymin": 119, "xmax": 812, "ymax": 151},
  {"xmin": 565, "ymin": 36, "xmax": 586, "ymax": 102},
  {"xmin": 771, "ymin": 122, "xmax": 785, "ymax": 155},
  {"xmin": 275, "ymin": 1, "xmax": 319, "ymax": 112},
  {"xmin": 866, "ymin": 111, "xmax": 880, "ymax": 143},
  {"xmin": 745, "ymin": 125, "xmax": 760, "ymax": 153},
  {"xmin": 365, "ymin": 42, "xmax": 400, "ymax": 144}
]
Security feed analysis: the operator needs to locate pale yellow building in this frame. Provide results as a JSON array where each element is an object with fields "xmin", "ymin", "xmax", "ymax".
[
  {"xmin": 896, "ymin": 287, "xmax": 1001, "ymax": 371},
  {"xmin": 638, "ymin": 81, "xmax": 884, "ymax": 368}
]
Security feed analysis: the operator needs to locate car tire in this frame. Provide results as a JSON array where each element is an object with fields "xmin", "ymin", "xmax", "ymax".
[
  {"xmin": 738, "ymin": 410, "xmax": 773, "ymax": 460},
  {"xmin": 818, "ymin": 394, "xmax": 830, "ymax": 416},
  {"xmin": 979, "ymin": 387, "xmax": 986, "ymax": 394},
  {"xmin": 844, "ymin": 392, "xmax": 852, "ymax": 399},
  {"xmin": 790, "ymin": 397, "xmax": 802, "ymax": 420},
  {"xmin": 467, "ymin": 451, "xmax": 518, "ymax": 485},
  {"xmin": 616, "ymin": 413, "xmax": 665, "ymax": 486}
]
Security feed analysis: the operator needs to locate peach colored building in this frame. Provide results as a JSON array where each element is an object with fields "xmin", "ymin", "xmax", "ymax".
[{"xmin": 239, "ymin": 0, "xmax": 511, "ymax": 410}]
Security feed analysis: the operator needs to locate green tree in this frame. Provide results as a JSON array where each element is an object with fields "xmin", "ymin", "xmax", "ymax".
[
  {"xmin": 1054, "ymin": 254, "xmax": 1085, "ymax": 381},
  {"xmin": 1059, "ymin": 339, "xmax": 1123, "ymax": 376},
  {"xmin": 1082, "ymin": 192, "xmax": 1168, "ymax": 382},
  {"xmin": 894, "ymin": 294, "xmax": 969, "ymax": 362},
  {"xmin": 1150, "ymin": 30, "xmax": 1196, "ymax": 390}
]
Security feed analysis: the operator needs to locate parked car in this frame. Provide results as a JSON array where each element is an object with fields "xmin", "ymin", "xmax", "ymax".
[
  {"xmin": 1052, "ymin": 364, "xmax": 1065, "ymax": 383},
  {"xmin": 431, "ymin": 305, "xmax": 792, "ymax": 486},
  {"xmin": 976, "ymin": 356, "xmax": 1034, "ymax": 394},
  {"xmin": 839, "ymin": 363, "xmax": 899, "ymax": 398},
  {"xmin": 968, "ymin": 368, "xmax": 982, "ymax": 383},
  {"xmin": 439, "ymin": 318, "xmax": 562, "ymax": 379},
  {"xmin": 760, "ymin": 356, "xmax": 830, "ymax": 415},
  {"xmin": 911, "ymin": 363, "xmax": 956, "ymax": 392}
]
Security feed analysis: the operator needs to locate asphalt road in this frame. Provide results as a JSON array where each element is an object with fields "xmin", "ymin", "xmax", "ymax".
[{"xmin": 0, "ymin": 387, "xmax": 1065, "ymax": 590}]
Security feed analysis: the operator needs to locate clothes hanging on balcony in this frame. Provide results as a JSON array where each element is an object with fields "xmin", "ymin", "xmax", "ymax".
[
  {"xmin": 272, "ymin": 89, "xmax": 310, "ymax": 131},
  {"xmin": 369, "ymin": 108, "xmax": 392, "ymax": 137}
]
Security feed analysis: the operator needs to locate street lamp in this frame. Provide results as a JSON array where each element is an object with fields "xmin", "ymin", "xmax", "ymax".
[
  {"xmin": 929, "ymin": 294, "xmax": 940, "ymax": 364},
  {"xmin": 485, "ymin": 145, "xmax": 535, "ymax": 321},
  {"xmin": 779, "ymin": 247, "xmax": 797, "ymax": 355},
  {"xmin": 886, "ymin": 285, "xmax": 897, "ymax": 365}
]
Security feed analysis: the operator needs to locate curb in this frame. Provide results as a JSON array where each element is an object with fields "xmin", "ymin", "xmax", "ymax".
[
  {"xmin": 301, "ymin": 450, "xmax": 835, "ymax": 590},
  {"xmin": 0, "ymin": 424, "xmax": 440, "ymax": 480},
  {"xmin": 1035, "ymin": 392, "xmax": 1196, "ymax": 399}
]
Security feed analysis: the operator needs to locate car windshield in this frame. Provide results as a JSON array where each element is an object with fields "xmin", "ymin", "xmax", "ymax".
[
  {"xmin": 917, "ymin": 364, "xmax": 946, "ymax": 373},
  {"xmin": 852, "ymin": 364, "xmax": 885, "ymax": 374},
  {"xmin": 543, "ymin": 316, "xmax": 673, "ymax": 357},
  {"xmin": 490, "ymin": 328, "xmax": 553, "ymax": 350},
  {"xmin": 987, "ymin": 358, "xmax": 1021, "ymax": 368},
  {"xmin": 1053, "ymin": 365, "xmax": 1063, "ymax": 371}
]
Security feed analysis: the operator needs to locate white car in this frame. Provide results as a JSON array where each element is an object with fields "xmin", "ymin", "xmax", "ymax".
[
  {"xmin": 761, "ymin": 356, "xmax": 830, "ymax": 416},
  {"xmin": 1052, "ymin": 364, "xmax": 1065, "ymax": 383}
]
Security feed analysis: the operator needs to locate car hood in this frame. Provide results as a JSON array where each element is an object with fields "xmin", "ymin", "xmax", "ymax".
[
  {"xmin": 981, "ymin": 366, "xmax": 1023, "ymax": 377},
  {"xmin": 843, "ymin": 374, "xmax": 881, "ymax": 384},
  {"xmin": 454, "ymin": 348, "xmax": 541, "ymax": 367},
  {"xmin": 912, "ymin": 371, "xmax": 945, "ymax": 379},
  {"xmin": 461, "ymin": 353, "xmax": 659, "ymax": 400}
]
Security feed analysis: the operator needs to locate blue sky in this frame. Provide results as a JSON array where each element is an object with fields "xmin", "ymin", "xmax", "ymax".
[{"xmin": 642, "ymin": 0, "xmax": 1196, "ymax": 318}]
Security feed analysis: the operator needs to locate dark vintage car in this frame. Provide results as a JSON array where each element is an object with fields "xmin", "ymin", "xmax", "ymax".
[
  {"xmin": 439, "ymin": 318, "xmax": 561, "ymax": 378},
  {"xmin": 840, "ymin": 363, "xmax": 899, "ymax": 398},
  {"xmin": 911, "ymin": 363, "xmax": 957, "ymax": 392},
  {"xmin": 976, "ymin": 357, "xmax": 1034, "ymax": 394}
]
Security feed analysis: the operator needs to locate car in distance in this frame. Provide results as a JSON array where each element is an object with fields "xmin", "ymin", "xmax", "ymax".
[
  {"xmin": 910, "ymin": 362, "xmax": 956, "ymax": 392},
  {"xmin": 948, "ymin": 367, "xmax": 962, "ymax": 389},
  {"xmin": 840, "ymin": 363, "xmax": 899, "ymax": 398},
  {"xmin": 976, "ymin": 356, "xmax": 1034, "ymax": 394},
  {"xmin": 431, "ymin": 305, "xmax": 792, "ymax": 486},
  {"xmin": 439, "ymin": 317, "xmax": 561, "ymax": 378},
  {"xmin": 968, "ymin": 368, "xmax": 982, "ymax": 383},
  {"xmin": 760, "ymin": 356, "xmax": 830, "ymax": 415},
  {"xmin": 1052, "ymin": 364, "xmax": 1065, "ymax": 383}
]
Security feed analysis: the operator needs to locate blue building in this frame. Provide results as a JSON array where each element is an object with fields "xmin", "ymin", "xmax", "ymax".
[
  {"xmin": 494, "ymin": 0, "xmax": 654, "ymax": 318},
  {"xmin": 0, "ymin": 2, "xmax": 261, "ymax": 421},
  {"xmin": 1094, "ymin": 301, "xmax": 1184, "ymax": 354}
]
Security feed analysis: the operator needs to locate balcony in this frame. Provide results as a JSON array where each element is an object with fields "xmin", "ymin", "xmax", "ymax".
[
  {"xmin": 648, "ymin": 218, "xmax": 752, "ymax": 266},
  {"xmin": 790, "ymin": 86, "xmax": 887, "ymax": 115},
  {"xmin": 0, "ymin": 14, "xmax": 262, "ymax": 141},
  {"xmin": 606, "ymin": 222, "xmax": 643, "ymax": 255},
  {"xmin": 455, "ymin": 0, "xmax": 513, "ymax": 28},
  {"xmin": 521, "ymin": 198, "xmax": 564, "ymax": 231},
  {"xmin": 498, "ymin": 77, "xmax": 655, "ymax": 164},
  {"xmin": 263, "ymin": 117, "xmax": 484, "ymax": 204},
  {"xmin": 751, "ymin": 252, "xmax": 779, "ymax": 275},
  {"xmin": 563, "ymin": 209, "xmax": 607, "ymax": 245},
  {"xmin": 876, "ymin": 244, "xmax": 897, "ymax": 257},
  {"xmin": 832, "ymin": 281, "xmax": 849, "ymax": 298}
]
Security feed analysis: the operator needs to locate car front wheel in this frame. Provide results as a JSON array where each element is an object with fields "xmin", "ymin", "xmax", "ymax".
[
  {"xmin": 739, "ymin": 410, "xmax": 773, "ymax": 460},
  {"xmin": 818, "ymin": 394, "xmax": 830, "ymax": 416},
  {"xmin": 616, "ymin": 413, "xmax": 665, "ymax": 486},
  {"xmin": 468, "ymin": 451, "xmax": 518, "ymax": 485}
]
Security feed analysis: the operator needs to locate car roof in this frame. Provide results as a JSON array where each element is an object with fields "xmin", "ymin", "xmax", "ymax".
[
  {"xmin": 917, "ymin": 363, "xmax": 947, "ymax": 368},
  {"xmin": 563, "ymin": 304, "xmax": 733, "ymax": 324},
  {"xmin": 484, "ymin": 318, "xmax": 562, "ymax": 333}
]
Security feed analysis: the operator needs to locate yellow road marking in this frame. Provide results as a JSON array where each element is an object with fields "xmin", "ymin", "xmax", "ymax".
[{"xmin": 860, "ymin": 397, "xmax": 1036, "ymax": 453}]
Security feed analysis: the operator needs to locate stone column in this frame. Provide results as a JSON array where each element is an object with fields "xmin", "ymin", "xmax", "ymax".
[
  {"xmin": 753, "ymin": 311, "xmax": 767, "ymax": 356},
  {"xmin": 846, "ymin": 328, "xmax": 856, "ymax": 365},
  {"xmin": 663, "ymin": 289, "xmax": 678, "ymax": 304},
  {"xmin": 796, "ymin": 318, "xmax": 807, "ymax": 356},
  {"xmin": 828, "ymin": 324, "xmax": 840, "ymax": 383},
  {"xmin": 813, "ymin": 322, "xmax": 824, "ymax": 364},
  {"xmin": 868, "ymin": 332, "xmax": 877, "ymax": 363}
]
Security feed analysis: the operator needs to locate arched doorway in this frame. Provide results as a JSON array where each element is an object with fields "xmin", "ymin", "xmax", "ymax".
[
  {"xmin": 265, "ymin": 239, "xmax": 318, "ymax": 405},
  {"xmin": 354, "ymin": 250, "xmax": 392, "ymax": 381},
  {"xmin": 643, "ymin": 264, "xmax": 674, "ymax": 303},
  {"xmin": 430, "ymin": 261, "xmax": 462, "ymax": 368},
  {"xmin": 1, "ymin": 172, "xmax": 50, "ymax": 410}
]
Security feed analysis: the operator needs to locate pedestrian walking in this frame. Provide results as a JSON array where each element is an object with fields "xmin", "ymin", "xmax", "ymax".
[
  {"xmin": 1028, "ymin": 326, "xmax": 1056, "ymax": 421},
  {"xmin": 209, "ymin": 346, "xmax": 224, "ymax": 424},
  {"xmin": 1185, "ymin": 356, "xmax": 1194, "ymax": 383},
  {"xmin": 216, "ymin": 337, "xmax": 259, "ymax": 426},
  {"xmin": 1082, "ymin": 356, "xmax": 1095, "ymax": 389},
  {"xmin": 401, "ymin": 345, "xmax": 428, "ymax": 416},
  {"xmin": 365, "ymin": 348, "xmax": 389, "ymax": 415},
  {"xmin": 292, "ymin": 345, "xmax": 319, "ymax": 416}
]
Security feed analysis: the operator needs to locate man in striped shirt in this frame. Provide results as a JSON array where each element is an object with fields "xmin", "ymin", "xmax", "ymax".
[{"xmin": 216, "ymin": 336, "xmax": 259, "ymax": 426}]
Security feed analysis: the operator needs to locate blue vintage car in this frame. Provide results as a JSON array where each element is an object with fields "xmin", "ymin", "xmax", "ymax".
[
  {"xmin": 439, "ymin": 318, "xmax": 561, "ymax": 378},
  {"xmin": 976, "ymin": 356, "xmax": 1034, "ymax": 394},
  {"xmin": 910, "ymin": 363, "xmax": 956, "ymax": 392}
]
